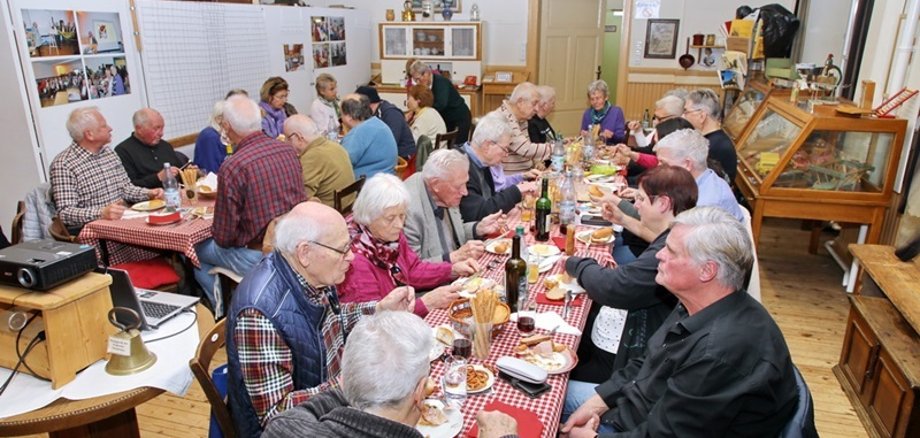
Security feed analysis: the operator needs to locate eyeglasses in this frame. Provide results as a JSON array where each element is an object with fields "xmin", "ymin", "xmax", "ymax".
[
  {"xmin": 308, "ymin": 236, "xmax": 355, "ymax": 258},
  {"xmin": 683, "ymin": 108, "xmax": 704, "ymax": 116}
]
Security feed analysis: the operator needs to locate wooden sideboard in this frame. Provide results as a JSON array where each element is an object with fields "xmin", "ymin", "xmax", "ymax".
[{"xmin": 834, "ymin": 244, "xmax": 920, "ymax": 438}]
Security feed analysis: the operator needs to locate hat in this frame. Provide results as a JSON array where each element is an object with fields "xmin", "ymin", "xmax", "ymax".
[{"xmin": 355, "ymin": 85, "xmax": 381, "ymax": 103}]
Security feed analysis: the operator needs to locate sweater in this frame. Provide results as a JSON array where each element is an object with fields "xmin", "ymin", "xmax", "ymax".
[
  {"xmin": 262, "ymin": 390, "xmax": 424, "ymax": 438},
  {"xmin": 580, "ymin": 104, "xmax": 626, "ymax": 145},
  {"xmin": 410, "ymin": 107, "xmax": 447, "ymax": 144},
  {"xmin": 705, "ymin": 129, "xmax": 738, "ymax": 184},
  {"xmin": 341, "ymin": 117, "xmax": 398, "ymax": 178},
  {"xmin": 193, "ymin": 126, "xmax": 228, "ymax": 174},
  {"xmin": 377, "ymin": 100, "xmax": 417, "ymax": 158},
  {"xmin": 431, "ymin": 74, "xmax": 472, "ymax": 143},
  {"xmin": 299, "ymin": 137, "xmax": 355, "ymax": 208},
  {"xmin": 114, "ymin": 134, "xmax": 186, "ymax": 188}
]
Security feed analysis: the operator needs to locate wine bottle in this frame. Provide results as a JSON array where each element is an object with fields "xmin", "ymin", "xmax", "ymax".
[
  {"xmin": 504, "ymin": 234, "xmax": 526, "ymax": 313},
  {"xmin": 535, "ymin": 178, "xmax": 551, "ymax": 241}
]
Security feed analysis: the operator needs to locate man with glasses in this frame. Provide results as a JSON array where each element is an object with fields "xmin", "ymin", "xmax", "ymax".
[
  {"xmin": 283, "ymin": 114, "xmax": 355, "ymax": 208},
  {"xmin": 682, "ymin": 89, "xmax": 738, "ymax": 184},
  {"xmin": 458, "ymin": 112, "xmax": 538, "ymax": 222},
  {"xmin": 226, "ymin": 201, "xmax": 416, "ymax": 437}
]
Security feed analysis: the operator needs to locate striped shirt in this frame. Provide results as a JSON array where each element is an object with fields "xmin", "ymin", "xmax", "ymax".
[{"xmin": 498, "ymin": 100, "xmax": 552, "ymax": 174}]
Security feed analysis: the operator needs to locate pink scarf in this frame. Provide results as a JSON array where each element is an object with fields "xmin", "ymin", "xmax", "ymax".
[{"xmin": 348, "ymin": 222, "xmax": 405, "ymax": 286}]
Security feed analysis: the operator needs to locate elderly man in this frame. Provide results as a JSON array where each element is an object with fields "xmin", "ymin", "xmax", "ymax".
[
  {"xmin": 683, "ymin": 89, "xmax": 738, "ymax": 184},
  {"xmin": 340, "ymin": 93, "xmax": 398, "ymax": 179},
  {"xmin": 404, "ymin": 149, "xmax": 506, "ymax": 263},
  {"xmin": 50, "ymin": 107, "xmax": 163, "ymax": 232},
  {"xmin": 114, "ymin": 108, "xmax": 188, "ymax": 188},
  {"xmin": 527, "ymin": 85, "xmax": 557, "ymax": 143},
  {"xmin": 562, "ymin": 207, "xmax": 798, "ymax": 437},
  {"xmin": 262, "ymin": 311, "xmax": 518, "ymax": 438},
  {"xmin": 194, "ymin": 95, "xmax": 307, "ymax": 313},
  {"xmin": 459, "ymin": 112, "xmax": 537, "ymax": 222},
  {"xmin": 283, "ymin": 114, "xmax": 355, "ymax": 208},
  {"xmin": 409, "ymin": 61, "xmax": 472, "ymax": 143},
  {"xmin": 355, "ymin": 85, "xmax": 416, "ymax": 159},
  {"xmin": 497, "ymin": 82, "xmax": 552, "ymax": 175},
  {"xmin": 227, "ymin": 202, "xmax": 415, "ymax": 437}
]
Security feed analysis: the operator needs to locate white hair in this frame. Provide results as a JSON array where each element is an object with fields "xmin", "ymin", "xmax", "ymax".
[
  {"xmin": 223, "ymin": 95, "xmax": 262, "ymax": 135},
  {"xmin": 272, "ymin": 207, "xmax": 326, "ymax": 255},
  {"xmin": 422, "ymin": 149, "xmax": 469, "ymax": 181},
  {"xmin": 654, "ymin": 129, "xmax": 710, "ymax": 172},
  {"xmin": 132, "ymin": 108, "xmax": 161, "ymax": 129},
  {"xmin": 471, "ymin": 111, "xmax": 511, "ymax": 147},
  {"xmin": 353, "ymin": 174, "xmax": 410, "ymax": 226},
  {"xmin": 408, "ymin": 60, "xmax": 430, "ymax": 76},
  {"xmin": 687, "ymin": 89, "xmax": 722, "ymax": 120},
  {"xmin": 655, "ymin": 95, "xmax": 685, "ymax": 118},
  {"xmin": 66, "ymin": 106, "xmax": 101, "ymax": 142},
  {"xmin": 509, "ymin": 82, "xmax": 537, "ymax": 104},
  {"xmin": 283, "ymin": 114, "xmax": 319, "ymax": 140},
  {"xmin": 209, "ymin": 100, "xmax": 225, "ymax": 131},
  {"xmin": 587, "ymin": 79, "xmax": 609, "ymax": 97},
  {"xmin": 342, "ymin": 311, "xmax": 432, "ymax": 411},
  {"xmin": 535, "ymin": 85, "xmax": 556, "ymax": 103},
  {"xmin": 671, "ymin": 206, "xmax": 752, "ymax": 291},
  {"xmin": 665, "ymin": 88, "xmax": 690, "ymax": 101}
]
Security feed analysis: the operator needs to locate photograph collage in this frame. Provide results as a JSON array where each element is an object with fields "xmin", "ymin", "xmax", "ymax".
[
  {"xmin": 22, "ymin": 9, "xmax": 129, "ymax": 108},
  {"xmin": 311, "ymin": 15, "xmax": 346, "ymax": 69}
]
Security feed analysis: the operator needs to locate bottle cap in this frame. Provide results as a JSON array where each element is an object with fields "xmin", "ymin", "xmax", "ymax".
[{"xmin": 516, "ymin": 225, "xmax": 524, "ymax": 235}]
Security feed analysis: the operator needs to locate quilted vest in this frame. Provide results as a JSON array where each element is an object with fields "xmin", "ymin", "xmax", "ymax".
[{"xmin": 226, "ymin": 252, "xmax": 328, "ymax": 437}]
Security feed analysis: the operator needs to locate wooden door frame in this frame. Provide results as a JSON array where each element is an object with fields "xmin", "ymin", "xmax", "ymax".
[{"xmin": 528, "ymin": 0, "xmax": 540, "ymax": 80}]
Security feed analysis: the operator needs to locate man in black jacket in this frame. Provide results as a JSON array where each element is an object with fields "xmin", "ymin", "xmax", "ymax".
[
  {"xmin": 458, "ymin": 112, "xmax": 536, "ymax": 222},
  {"xmin": 114, "ymin": 108, "xmax": 188, "ymax": 188},
  {"xmin": 355, "ymin": 86, "xmax": 416, "ymax": 159}
]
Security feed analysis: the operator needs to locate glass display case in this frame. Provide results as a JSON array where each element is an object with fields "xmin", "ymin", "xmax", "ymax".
[
  {"xmin": 380, "ymin": 22, "xmax": 480, "ymax": 60},
  {"xmin": 723, "ymin": 78, "xmax": 790, "ymax": 142},
  {"xmin": 735, "ymin": 96, "xmax": 906, "ymax": 246}
]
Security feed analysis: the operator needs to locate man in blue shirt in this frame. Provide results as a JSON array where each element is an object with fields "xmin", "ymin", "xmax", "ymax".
[{"xmin": 340, "ymin": 93, "xmax": 398, "ymax": 179}]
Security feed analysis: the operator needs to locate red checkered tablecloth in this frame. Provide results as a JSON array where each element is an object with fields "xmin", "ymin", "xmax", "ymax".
[
  {"xmin": 424, "ymin": 225, "xmax": 614, "ymax": 438},
  {"xmin": 78, "ymin": 215, "xmax": 212, "ymax": 267}
]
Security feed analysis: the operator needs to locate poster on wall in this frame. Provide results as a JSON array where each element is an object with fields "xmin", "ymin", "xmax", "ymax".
[
  {"xmin": 313, "ymin": 43, "xmax": 329, "ymax": 69},
  {"xmin": 312, "ymin": 16, "xmax": 346, "ymax": 69},
  {"xmin": 284, "ymin": 44, "xmax": 305, "ymax": 72},
  {"xmin": 21, "ymin": 9, "xmax": 79, "ymax": 58},
  {"xmin": 76, "ymin": 11, "xmax": 124, "ymax": 54},
  {"xmin": 84, "ymin": 56, "xmax": 130, "ymax": 99},
  {"xmin": 634, "ymin": 0, "xmax": 660, "ymax": 19}
]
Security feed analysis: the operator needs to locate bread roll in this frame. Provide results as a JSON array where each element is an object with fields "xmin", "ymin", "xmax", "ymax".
[
  {"xmin": 545, "ymin": 287, "xmax": 566, "ymax": 301},
  {"xmin": 543, "ymin": 277, "xmax": 559, "ymax": 290},
  {"xmin": 435, "ymin": 326, "xmax": 454, "ymax": 346},
  {"xmin": 520, "ymin": 333, "xmax": 552, "ymax": 346},
  {"xmin": 494, "ymin": 241, "xmax": 510, "ymax": 254},
  {"xmin": 589, "ymin": 185, "xmax": 604, "ymax": 197}
]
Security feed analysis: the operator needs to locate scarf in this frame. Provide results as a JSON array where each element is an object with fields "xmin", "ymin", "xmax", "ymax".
[
  {"xmin": 320, "ymin": 96, "xmax": 341, "ymax": 119},
  {"xmin": 259, "ymin": 101, "xmax": 287, "ymax": 136},
  {"xmin": 591, "ymin": 101, "xmax": 611, "ymax": 125},
  {"xmin": 348, "ymin": 222, "xmax": 406, "ymax": 286}
]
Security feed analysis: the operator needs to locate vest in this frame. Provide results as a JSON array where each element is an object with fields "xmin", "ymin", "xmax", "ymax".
[{"xmin": 226, "ymin": 252, "xmax": 329, "ymax": 437}]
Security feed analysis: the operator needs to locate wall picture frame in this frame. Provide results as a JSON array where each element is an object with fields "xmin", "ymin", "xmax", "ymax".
[
  {"xmin": 411, "ymin": 0, "xmax": 461, "ymax": 13},
  {"xmin": 644, "ymin": 19, "xmax": 679, "ymax": 59}
]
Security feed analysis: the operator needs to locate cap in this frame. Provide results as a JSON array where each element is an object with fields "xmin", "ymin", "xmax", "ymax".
[{"xmin": 355, "ymin": 85, "xmax": 381, "ymax": 103}]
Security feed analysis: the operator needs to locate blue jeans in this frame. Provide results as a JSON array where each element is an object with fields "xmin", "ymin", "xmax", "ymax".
[
  {"xmin": 194, "ymin": 238, "xmax": 262, "ymax": 315},
  {"xmin": 563, "ymin": 380, "xmax": 617, "ymax": 434},
  {"xmin": 611, "ymin": 232, "xmax": 637, "ymax": 265}
]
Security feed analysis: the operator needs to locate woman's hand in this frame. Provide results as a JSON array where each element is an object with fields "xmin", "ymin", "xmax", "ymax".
[
  {"xmin": 451, "ymin": 258, "xmax": 480, "ymax": 277},
  {"xmin": 420, "ymin": 284, "xmax": 462, "ymax": 310}
]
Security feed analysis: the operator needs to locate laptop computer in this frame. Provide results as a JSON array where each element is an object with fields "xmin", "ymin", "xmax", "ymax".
[{"xmin": 103, "ymin": 267, "xmax": 199, "ymax": 330}]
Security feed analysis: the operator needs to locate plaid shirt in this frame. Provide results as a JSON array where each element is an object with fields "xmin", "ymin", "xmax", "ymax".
[
  {"xmin": 49, "ymin": 143, "xmax": 150, "ymax": 227},
  {"xmin": 498, "ymin": 100, "xmax": 552, "ymax": 175},
  {"xmin": 213, "ymin": 132, "xmax": 306, "ymax": 247},
  {"xmin": 233, "ymin": 272, "xmax": 376, "ymax": 426}
]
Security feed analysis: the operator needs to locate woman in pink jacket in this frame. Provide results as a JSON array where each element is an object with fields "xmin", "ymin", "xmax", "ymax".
[{"xmin": 338, "ymin": 174, "xmax": 479, "ymax": 317}]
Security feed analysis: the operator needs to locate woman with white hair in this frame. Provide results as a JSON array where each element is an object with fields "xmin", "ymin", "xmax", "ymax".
[
  {"xmin": 580, "ymin": 79, "xmax": 626, "ymax": 145},
  {"xmin": 194, "ymin": 89, "xmax": 248, "ymax": 173},
  {"xmin": 338, "ymin": 174, "xmax": 479, "ymax": 317}
]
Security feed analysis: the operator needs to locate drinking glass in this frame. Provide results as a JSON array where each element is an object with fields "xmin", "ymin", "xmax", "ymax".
[
  {"xmin": 452, "ymin": 338, "xmax": 472, "ymax": 359},
  {"xmin": 442, "ymin": 355, "xmax": 467, "ymax": 407},
  {"xmin": 527, "ymin": 255, "xmax": 540, "ymax": 284}
]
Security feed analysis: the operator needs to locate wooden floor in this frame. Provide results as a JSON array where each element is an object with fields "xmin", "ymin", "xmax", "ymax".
[{"xmin": 11, "ymin": 219, "xmax": 870, "ymax": 437}]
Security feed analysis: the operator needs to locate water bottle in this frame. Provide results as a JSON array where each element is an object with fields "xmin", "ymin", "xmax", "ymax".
[
  {"xmin": 163, "ymin": 162, "xmax": 181, "ymax": 211},
  {"xmin": 582, "ymin": 133, "xmax": 595, "ymax": 164},
  {"xmin": 559, "ymin": 170, "xmax": 577, "ymax": 231},
  {"xmin": 641, "ymin": 109, "xmax": 651, "ymax": 132},
  {"xmin": 551, "ymin": 133, "xmax": 565, "ymax": 174}
]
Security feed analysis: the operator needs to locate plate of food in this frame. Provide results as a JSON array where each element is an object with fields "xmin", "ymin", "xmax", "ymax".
[
  {"xmin": 415, "ymin": 399, "xmax": 463, "ymax": 438},
  {"xmin": 543, "ymin": 273, "xmax": 585, "ymax": 294},
  {"xmin": 532, "ymin": 254, "xmax": 561, "ymax": 273},
  {"xmin": 485, "ymin": 239, "xmax": 512, "ymax": 255},
  {"xmin": 131, "ymin": 199, "xmax": 165, "ymax": 212},
  {"xmin": 576, "ymin": 228, "xmax": 614, "ymax": 245},
  {"xmin": 530, "ymin": 244, "xmax": 560, "ymax": 257},
  {"xmin": 196, "ymin": 183, "xmax": 217, "ymax": 199},
  {"xmin": 453, "ymin": 277, "xmax": 500, "ymax": 299},
  {"xmin": 466, "ymin": 364, "xmax": 495, "ymax": 394},
  {"xmin": 514, "ymin": 336, "xmax": 578, "ymax": 374}
]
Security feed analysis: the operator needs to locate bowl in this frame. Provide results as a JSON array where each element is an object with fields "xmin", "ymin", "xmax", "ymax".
[
  {"xmin": 448, "ymin": 299, "xmax": 509, "ymax": 339},
  {"xmin": 196, "ymin": 184, "xmax": 217, "ymax": 199}
]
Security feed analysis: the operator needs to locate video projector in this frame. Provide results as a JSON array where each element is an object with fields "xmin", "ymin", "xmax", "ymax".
[{"xmin": 0, "ymin": 240, "xmax": 97, "ymax": 291}]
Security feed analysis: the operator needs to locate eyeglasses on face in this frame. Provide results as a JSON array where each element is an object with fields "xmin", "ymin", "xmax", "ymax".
[
  {"xmin": 683, "ymin": 107, "xmax": 704, "ymax": 116},
  {"xmin": 307, "ymin": 236, "xmax": 355, "ymax": 257}
]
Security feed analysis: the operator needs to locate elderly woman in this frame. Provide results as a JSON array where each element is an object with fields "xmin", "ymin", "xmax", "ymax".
[
  {"xmin": 260, "ymin": 76, "xmax": 297, "ymax": 139},
  {"xmin": 407, "ymin": 84, "xmax": 446, "ymax": 143},
  {"xmin": 527, "ymin": 85, "xmax": 557, "ymax": 143},
  {"xmin": 338, "ymin": 173, "xmax": 479, "ymax": 317},
  {"xmin": 564, "ymin": 165, "xmax": 696, "ymax": 387},
  {"xmin": 409, "ymin": 61, "xmax": 472, "ymax": 143},
  {"xmin": 580, "ymin": 79, "xmax": 626, "ymax": 145},
  {"xmin": 497, "ymin": 82, "xmax": 552, "ymax": 175},
  {"xmin": 309, "ymin": 73, "xmax": 340, "ymax": 137}
]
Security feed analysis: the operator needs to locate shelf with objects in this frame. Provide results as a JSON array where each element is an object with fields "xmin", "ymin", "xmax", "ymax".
[
  {"xmin": 735, "ymin": 95, "xmax": 906, "ymax": 249},
  {"xmin": 377, "ymin": 21, "xmax": 482, "ymax": 116}
]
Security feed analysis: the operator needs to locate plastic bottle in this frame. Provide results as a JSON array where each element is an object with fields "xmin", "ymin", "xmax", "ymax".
[
  {"xmin": 559, "ymin": 170, "xmax": 576, "ymax": 235},
  {"xmin": 551, "ymin": 133, "xmax": 565, "ymax": 174},
  {"xmin": 163, "ymin": 163, "xmax": 181, "ymax": 211},
  {"xmin": 641, "ymin": 109, "xmax": 651, "ymax": 131},
  {"xmin": 582, "ymin": 133, "xmax": 595, "ymax": 164}
]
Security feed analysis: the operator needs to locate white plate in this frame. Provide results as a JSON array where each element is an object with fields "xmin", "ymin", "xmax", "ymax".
[
  {"xmin": 466, "ymin": 365, "xmax": 495, "ymax": 394},
  {"xmin": 429, "ymin": 327, "xmax": 448, "ymax": 361},
  {"xmin": 546, "ymin": 273, "xmax": 585, "ymax": 294},
  {"xmin": 453, "ymin": 277, "xmax": 498, "ymax": 299},
  {"xmin": 532, "ymin": 254, "xmax": 561, "ymax": 273},
  {"xmin": 131, "ymin": 200, "xmax": 166, "ymax": 211},
  {"xmin": 530, "ymin": 244, "xmax": 560, "ymax": 257},
  {"xmin": 485, "ymin": 239, "xmax": 512, "ymax": 255},
  {"xmin": 521, "ymin": 348, "xmax": 578, "ymax": 374},
  {"xmin": 576, "ymin": 230, "xmax": 614, "ymax": 245},
  {"xmin": 415, "ymin": 399, "xmax": 463, "ymax": 438}
]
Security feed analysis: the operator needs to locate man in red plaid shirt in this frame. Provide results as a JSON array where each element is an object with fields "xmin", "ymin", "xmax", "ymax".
[{"xmin": 193, "ymin": 95, "xmax": 307, "ymax": 316}]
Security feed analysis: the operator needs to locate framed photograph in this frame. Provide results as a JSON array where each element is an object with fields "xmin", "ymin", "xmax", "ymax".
[
  {"xmin": 411, "ymin": 0, "xmax": 461, "ymax": 13},
  {"xmin": 644, "ymin": 19, "xmax": 679, "ymax": 59}
]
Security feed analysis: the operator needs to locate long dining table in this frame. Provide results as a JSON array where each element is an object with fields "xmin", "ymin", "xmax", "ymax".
[{"xmin": 424, "ymin": 223, "xmax": 614, "ymax": 437}]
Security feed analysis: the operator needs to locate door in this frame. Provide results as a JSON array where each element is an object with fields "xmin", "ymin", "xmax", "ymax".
[
  {"xmin": 601, "ymin": 9, "xmax": 622, "ymax": 104},
  {"xmin": 539, "ymin": 0, "xmax": 604, "ymax": 135}
]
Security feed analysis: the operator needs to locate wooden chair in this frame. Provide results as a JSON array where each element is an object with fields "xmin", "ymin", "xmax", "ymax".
[
  {"xmin": 395, "ymin": 156, "xmax": 409, "ymax": 179},
  {"xmin": 11, "ymin": 201, "xmax": 25, "ymax": 244},
  {"xmin": 49, "ymin": 216, "xmax": 76, "ymax": 242},
  {"xmin": 189, "ymin": 319, "xmax": 236, "ymax": 438},
  {"xmin": 434, "ymin": 129, "xmax": 459, "ymax": 150},
  {"xmin": 334, "ymin": 175, "xmax": 366, "ymax": 216}
]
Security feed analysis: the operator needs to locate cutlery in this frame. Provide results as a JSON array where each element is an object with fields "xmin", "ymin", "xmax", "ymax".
[{"xmin": 562, "ymin": 291, "xmax": 574, "ymax": 319}]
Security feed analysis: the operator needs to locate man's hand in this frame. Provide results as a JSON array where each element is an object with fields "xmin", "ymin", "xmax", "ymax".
[
  {"xmin": 148, "ymin": 188, "xmax": 164, "ymax": 200},
  {"xmin": 157, "ymin": 166, "xmax": 179, "ymax": 182},
  {"xmin": 451, "ymin": 240, "xmax": 485, "ymax": 263},
  {"xmin": 560, "ymin": 394, "xmax": 609, "ymax": 435},
  {"xmin": 564, "ymin": 414, "xmax": 601, "ymax": 438},
  {"xmin": 100, "ymin": 201, "xmax": 126, "ymax": 220},
  {"xmin": 377, "ymin": 286, "xmax": 415, "ymax": 312},
  {"xmin": 626, "ymin": 120, "xmax": 641, "ymax": 132},
  {"xmin": 523, "ymin": 168, "xmax": 542, "ymax": 181},
  {"xmin": 420, "ymin": 284, "xmax": 462, "ymax": 310},
  {"xmin": 516, "ymin": 181, "xmax": 538, "ymax": 196},
  {"xmin": 476, "ymin": 410, "xmax": 517, "ymax": 438},
  {"xmin": 475, "ymin": 211, "xmax": 504, "ymax": 237},
  {"xmin": 451, "ymin": 258, "xmax": 480, "ymax": 277}
]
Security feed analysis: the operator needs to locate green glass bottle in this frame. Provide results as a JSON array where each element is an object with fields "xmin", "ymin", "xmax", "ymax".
[
  {"xmin": 535, "ymin": 178, "xmax": 551, "ymax": 241},
  {"xmin": 504, "ymin": 234, "xmax": 526, "ymax": 313}
]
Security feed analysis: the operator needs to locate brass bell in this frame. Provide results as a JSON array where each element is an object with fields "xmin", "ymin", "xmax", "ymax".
[{"xmin": 105, "ymin": 307, "xmax": 157, "ymax": 376}]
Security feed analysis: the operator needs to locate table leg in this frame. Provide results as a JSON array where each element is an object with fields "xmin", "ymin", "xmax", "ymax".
[
  {"xmin": 49, "ymin": 407, "xmax": 141, "ymax": 438},
  {"xmin": 99, "ymin": 239, "xmax": 111, "ymax": 266}
]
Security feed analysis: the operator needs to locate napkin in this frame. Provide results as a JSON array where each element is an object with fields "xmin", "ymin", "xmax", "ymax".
[
  {"xmin": 122, "ymin": 209, "xmax": 152, "ymax": 220},
  {"xmin": 551, "ymin": 235, "xmax": 566, "ymax": 251},
  {"xmin": 197, "ymin": 172, "xmax": 219, "ymax": 190},
  {"xmin": 536, "ymin": 291, "xmax": 585, "ymax": 307},
  {"xmin": 510, "ymin": 311, "xmax": 581, "ymax": 336},
  {"xmin": 466, "ymin": 400, "xmax": 544, "ymax": 438}
]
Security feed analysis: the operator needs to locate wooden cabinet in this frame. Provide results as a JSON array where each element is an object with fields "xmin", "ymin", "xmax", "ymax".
[
  {"xmin": 833, "ymin": 245, "xmax": 920, "ymax": 438},
  {"xmin": 378, "ymin": 21, "xmax": 482, "ymax": 86}
]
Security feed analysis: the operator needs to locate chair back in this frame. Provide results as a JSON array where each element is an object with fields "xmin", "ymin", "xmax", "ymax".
[
  {"xmin": 779, "ymin": 365, "xmax": 819, "ymax": 438},
  {"xmin": 49, "ymin": 216, "xmax": 76, "ymax": 242},
  {"xmin": 434, "ymin": 129, "xmax": 458, "ymax": 150},
  {"xmin": 334, "ymin": 175, "xmax": 366, "ymax": 216},
  {"xmin": 11, "ymin": 201, "xmax": 25, "ymax": 244},
  {"xmin": 415, "ymin": 135, "xmax": 433, "ymax": 171},
  {"xmin": 189, "ymin": 319, "xmax": 236, "ymax": 438},
  {"xmin": 740, "ymin": 207, "xmax": 761, "ymax": 302},
  {"xmin": 395, "ymin": 156, "xmax": 409, "ymax": 179}
]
